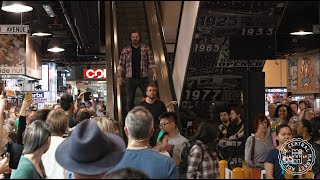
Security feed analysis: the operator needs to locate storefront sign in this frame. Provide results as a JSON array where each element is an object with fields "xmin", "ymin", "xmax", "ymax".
[
  {"xmin": 59, "ymin": 86, "xmax": 67, "ymax": 91},
  {"xmin": 265, "ymin": 88, "xmax": 287, "ymax": 93},
  {"xmin": 83, "ymin": 69, "xmax": 107, "ymax": 79},
  {"xmin": 0, "ymin": 34, "xmax": 26, "ymax": 75},
  {"xmin": 0, "ymin": 25, "xmax": 29, "ymax": 34},
  {"xmin": 32, "ymin": 92, "xmax": 48, "ymax": 103},
  {"xmin": 32, "ymin": 92, "xmax": 44, "ymax": 98},
  {"xmin": 25, "ymin": 34, "xmax": 41, "ymax": 79}
]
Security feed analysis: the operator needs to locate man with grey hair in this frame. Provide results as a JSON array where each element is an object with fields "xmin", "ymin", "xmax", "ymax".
[{"xmin": 110, "ymin": 106, "xmax": 178, "ymax": 179}]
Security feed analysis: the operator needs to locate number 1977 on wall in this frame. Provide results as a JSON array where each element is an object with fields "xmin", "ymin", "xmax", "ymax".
[{"xmin": 185, "ymin": 90, "xmax": 222, "ymax": 101}]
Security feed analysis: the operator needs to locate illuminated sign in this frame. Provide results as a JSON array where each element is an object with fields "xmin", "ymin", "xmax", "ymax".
[
  {"xmin": 265, "ymin": 88, "xmax": 287, "ymax": 93},
  {"xmin": 83, "ymin": 69, "xmax": 107, "ymax": 79}
]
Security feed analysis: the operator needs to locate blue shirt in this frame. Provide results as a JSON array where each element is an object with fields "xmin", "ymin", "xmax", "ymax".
[
  {"xmin": 111, "ymin": 149, "xmax": 179, "ymax": 179},
  {"xmin": 265, "ymin": 148, "xmax": 285, "ymax": 179}
]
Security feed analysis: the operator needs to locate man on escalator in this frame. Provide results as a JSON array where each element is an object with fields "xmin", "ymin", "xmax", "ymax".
[
  {"xmin": 117, "ymin": 31, "xmax": 157, "ymax": 112},
  {"xmin": 139, "ymin": 84, "xmax": 167, "ymax": 129}
]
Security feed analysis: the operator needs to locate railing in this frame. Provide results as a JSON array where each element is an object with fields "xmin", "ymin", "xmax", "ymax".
[
  {"xmin": 144, "ymin": 1, "xmax": 181, "ymax": 133},
  {"xmin": 106, "ymin": 1, "xmax": 124, "ymax": 138},
  {"xmin": 170, "ymin": 2, "xmax": 184, "ymax": 74}
]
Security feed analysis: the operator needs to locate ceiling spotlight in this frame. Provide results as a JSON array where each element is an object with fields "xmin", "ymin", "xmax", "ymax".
[
  {"xmin": 290, "ymin": 31, "xmax": 313, "ymax": 36},
  {"xmin": 30, "ymin": 20, "xmax": 52, "ymax": 37},
  {"xmin": 1, "ymin": 1, "xmax": 33, "ymax": 13},
  {"xmin": 47, "ymin": 39, "xmax": 65, "ymax": 53}
]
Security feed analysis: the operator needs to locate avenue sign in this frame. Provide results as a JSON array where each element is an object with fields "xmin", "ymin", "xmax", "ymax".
[{"xmin": 0, "ymin": 25, "xmax": 29, "ymax": 34}]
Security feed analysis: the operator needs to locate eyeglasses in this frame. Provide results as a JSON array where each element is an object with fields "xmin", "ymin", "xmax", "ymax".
[{"xmin": 159, "ymin": 122, "xmax": 173, "ymax": 129}]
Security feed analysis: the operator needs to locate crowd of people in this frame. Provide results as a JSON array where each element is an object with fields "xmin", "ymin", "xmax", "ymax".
[
  {"xmin": 0, "ymin": 89, "xmax": 221, "ymax": 179},
  {"xmin": 0, "ymin": 29, "xmax": 319, "ymax": 179},
  {"xmin": 215, "ymin": 96, "xmax": 320, "ymax": 179},
  {"xmin": 1, "ymin": 89, "xmax": 320, "ymax": 179}
]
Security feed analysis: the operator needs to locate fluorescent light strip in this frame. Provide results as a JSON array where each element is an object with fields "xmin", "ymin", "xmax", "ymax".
[
  {"xmin": 32, "ymin": 32, "xmax": 52, "ymax": 36},
  {"xmin": 48, "ymin": 47, "xmax": 65, "ymax": 53},
  {"xmin": 290, "ymin": 31, "xmax": 313, "ymax": 35}
]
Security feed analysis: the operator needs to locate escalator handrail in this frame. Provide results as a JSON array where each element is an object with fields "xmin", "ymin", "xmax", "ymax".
[{"xmin": 148, "ymin": 1, "xmax": 182, "ymax": 133}]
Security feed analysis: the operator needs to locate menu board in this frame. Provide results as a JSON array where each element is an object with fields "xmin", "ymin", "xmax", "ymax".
[{"xmin": 179, "ymin": 1, "xmax": 287, "ymax": 120}]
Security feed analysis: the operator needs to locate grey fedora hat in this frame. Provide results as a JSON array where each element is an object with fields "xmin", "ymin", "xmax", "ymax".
[{"xmin": 55, "ymin": 119, "xmax": 125, "ymax": 175}]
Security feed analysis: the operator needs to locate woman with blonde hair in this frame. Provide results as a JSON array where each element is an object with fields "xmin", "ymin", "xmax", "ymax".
[
  {"xmin": 92, "ymin": 116, "xmax": 115, "ymax": 133},
  {"xmin": 302, "ymin": 108, "xmax": 315, "ymax": 121},
  {"xmin": 42, "ymin": 109, "xmax": 69, "ymax": 179}
]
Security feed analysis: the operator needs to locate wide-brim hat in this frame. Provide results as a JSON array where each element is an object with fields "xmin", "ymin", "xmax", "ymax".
[{"xmin": 55, "ymin": 119, "xmax": 126, "ymax": 175}]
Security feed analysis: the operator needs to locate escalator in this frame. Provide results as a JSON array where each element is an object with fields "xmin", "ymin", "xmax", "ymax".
[
  {"xmin": 115, "ymin": 1, "xmax": 151, "ymax": 118},
  {"xmin": 108, "ymin": 1, "xmax": 179, "ymax": 136}
]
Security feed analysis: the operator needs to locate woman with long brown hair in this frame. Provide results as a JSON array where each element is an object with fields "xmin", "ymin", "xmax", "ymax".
[{"xmin": 245, "ymin": 114, "xmax": 273, "ymax": 168}]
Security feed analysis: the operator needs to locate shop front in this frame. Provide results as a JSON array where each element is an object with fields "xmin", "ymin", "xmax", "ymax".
[{"xmin": 0, "ymin": 29, "xmax": 57, "ymax": 110}]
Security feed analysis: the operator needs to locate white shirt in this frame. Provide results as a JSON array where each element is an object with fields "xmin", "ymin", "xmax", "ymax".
[{"xmin": 42, "ymin": 136, "xmax": 65, "ymax": 179}]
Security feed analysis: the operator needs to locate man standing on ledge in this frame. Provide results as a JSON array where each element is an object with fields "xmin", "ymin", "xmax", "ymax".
[{"xmin": 117, "ymin": 31, "xmax": 157, "ymax": 112}]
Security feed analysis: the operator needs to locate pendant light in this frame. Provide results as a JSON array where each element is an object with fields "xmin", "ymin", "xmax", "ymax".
[
  {"xmin": 1, "ymin": 1, "xmax": 33, "ymax": 13},
  {"xmin": 30, "ymin": 20, "xmax": 52, "ymax": 37},
  {"xmin": 47, "ymin": 39, "xmax": 65, "ymax": 53}
]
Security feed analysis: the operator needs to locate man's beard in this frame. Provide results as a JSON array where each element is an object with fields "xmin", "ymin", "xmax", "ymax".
[
  {"xmin": 132, "ymin": 40, "xmax": 139, "ymax": 45},
  {"xmin": 230, "ymin": 118, "xmax": 239, "ymax": 125},
  {"xmin": 221, "ymin": 118, "xmax": 229, "ymax": 123},
  {"xmin": 148, "ymin": 95, "xmax": 155, "ymax": 99}
]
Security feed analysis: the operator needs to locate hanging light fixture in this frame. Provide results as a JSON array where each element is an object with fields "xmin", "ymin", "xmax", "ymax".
[
  {"xmin": 47, "ymin": 39, "xmax": 65, "ymax": 53},
  {"xmin": 1, "ymin": 1, "xmax": 33, "ymax": 13},
  {"xmin": 290, "ymin": 31, "xmax": 314, "ymax": 35},
  {"xmin": 290, "ymin": 25, "xmax": 314, "ymax": 36},
  {"xmin": 30, "ymin": 20, "xmax": 52, "ymax": 37}
]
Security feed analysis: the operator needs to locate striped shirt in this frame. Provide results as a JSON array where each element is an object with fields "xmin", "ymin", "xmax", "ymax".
[
  {"xmin": 117, "ymin": 43, "xmax": 156, "ymax": 78},
  {"xmin": 187, "ymin": 140, "xmax": 219, "ymax": 179}
]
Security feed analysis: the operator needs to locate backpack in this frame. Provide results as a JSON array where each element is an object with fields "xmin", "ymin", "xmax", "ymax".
[{"xmin": 179, "ymin": 140, "xmax": 205, "ymax": 179}]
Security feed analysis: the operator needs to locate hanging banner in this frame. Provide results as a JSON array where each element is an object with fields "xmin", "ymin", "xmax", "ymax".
[{"xmin": 0, "ymin": 25, "xmax": 29, "ymax": 34}]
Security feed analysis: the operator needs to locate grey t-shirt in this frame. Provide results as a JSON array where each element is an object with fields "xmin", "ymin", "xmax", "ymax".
[
  {"xmin": 245, "ymin": 133, "xmax": 273, "ymax": 168},
  {"xmin": 168, "ymin": 133, "xmax": 188, "ymax": 166}
]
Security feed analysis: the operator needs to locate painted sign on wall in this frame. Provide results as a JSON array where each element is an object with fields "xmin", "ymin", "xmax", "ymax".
[{"xmin": 179, "ymin": 1, "xmax": 286, "ymax": 121}]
